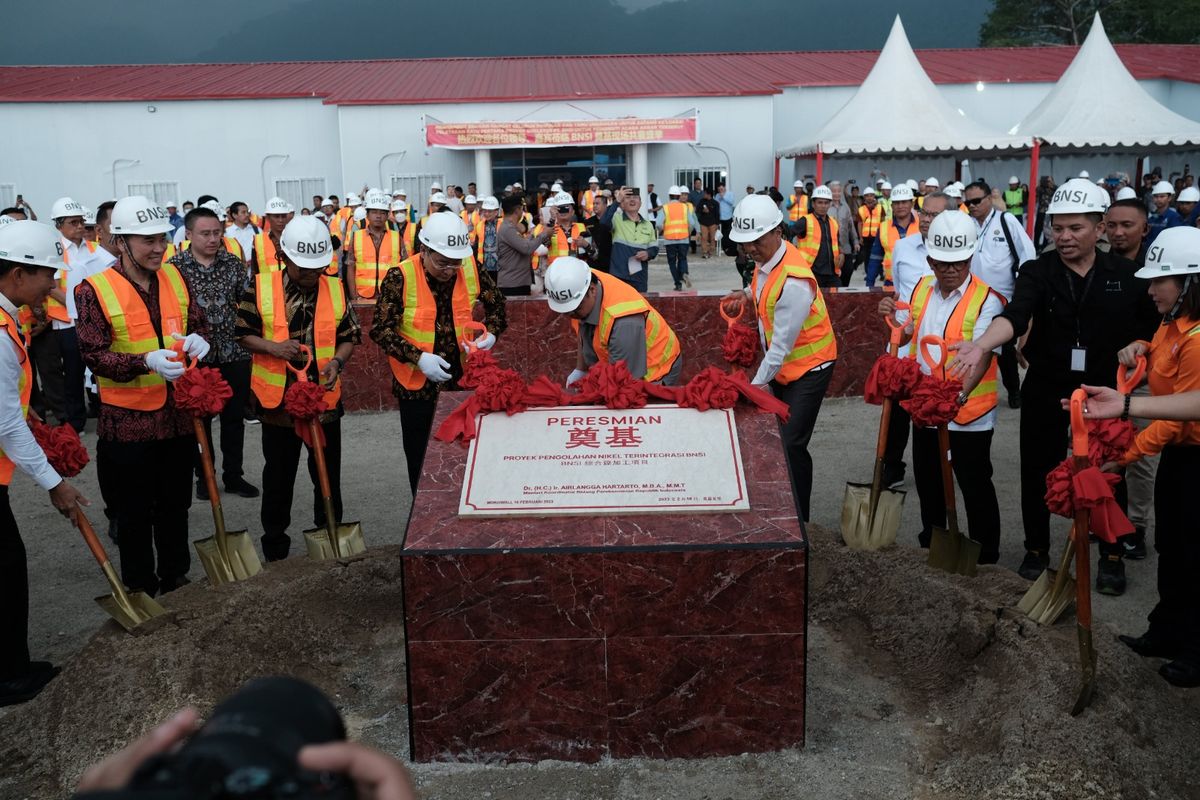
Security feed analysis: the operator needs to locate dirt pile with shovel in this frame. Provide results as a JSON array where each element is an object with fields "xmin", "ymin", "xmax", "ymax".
[{"xmin": 2, "ymin": 527, "xmax": 1198, "ymax": 800}]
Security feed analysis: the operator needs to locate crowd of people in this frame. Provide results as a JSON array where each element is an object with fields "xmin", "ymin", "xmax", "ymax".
[{"xmin": 2, "ymin": 161, "xmax": 1199, "ymax": 716}]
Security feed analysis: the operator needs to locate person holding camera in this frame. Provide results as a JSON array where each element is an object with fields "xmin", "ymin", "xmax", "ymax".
[{"xmin": 598, "ymin": 187, "xmax": 658, "ymax": 293}]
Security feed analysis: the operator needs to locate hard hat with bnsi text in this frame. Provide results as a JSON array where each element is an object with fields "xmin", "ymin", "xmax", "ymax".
[
  {"xmin": 811, "ymin": 185, "xmax": 833, "ymax": 200},
  {"xmin": 417, "ymin": 212, "xmax": 472, "ymax": 259},
  {"xmin": 889, "ymin": 184, "xmax": 915, "ymax": 202},
  {"xmin": 728, "ymin": 194, "xmax": 784, "ymax": 243},
  {"xmin": 926, "ymin": 211, "xmax": 979, "ymax": 262},
  {"xmin": 1046, "ymin": 178, "xmax": 1110, "ymax": 215},
  {"xmin": 279, "ymin": 216, "xmax": 333, "ymax": 270},
  {"xmin": 544, "ymin": 256, "xmax": 593, "ymax": 313},
  {"xmin": 363, "ymin": 191, "xmax": 391, "ymax": 211},
  {"xmin": 50, "ymin": 197, "xmax": 85, "ymax": 220},
  {"xmin": 0, "ymin": 220, "xmax": 69, "ymax": 270},
  {"xmin": 265, "ymin": 196, "xmax": 294, "ymax": 215},
  {"xmin": 110, "ymin": 196, "xmax": 173, "ymax": 235},
  {"xmin": 1135, "ymin": 226, "xmax": 1200, "ymax": 279}
]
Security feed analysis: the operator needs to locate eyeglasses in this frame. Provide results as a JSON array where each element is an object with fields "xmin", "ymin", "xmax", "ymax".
[
  {"xmin": 556, "ymin": 206, "xmax": 574, "ymax": 213},
  {"xmin": 932, "ymin": 261, "xmax": 970, "ymax": 271},
  {"xmin": 918, "ymin": 209, "xmax": 944, "ymax": 220},
  {"xmin": 964, "ymin": 196, "xmax": 987, "ymax": 207}
]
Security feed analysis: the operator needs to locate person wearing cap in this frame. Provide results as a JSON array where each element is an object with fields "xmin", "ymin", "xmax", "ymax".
[
  {"xmin": 345, "ymin": 192, "xmax": 402, "ymax": 303},
  {"xmin": 252, "ymin": 197, "xmax": 296, "ymax": 274},
  {"xmin": 866, "ymin": 183, "xmax": 918, "ymax": 288},
  {"xmin": 1100, "ymin": 227, "xmax": 1200, "ymax": 687},
  {"xmin": 534, "ymin": 193, "xmax": 590, "ymax": 289},
  {"xmin": 169, "ymin": 205, "xmax": 259, "ymax": 501},
  {"xmin": 544, "ymin": 256, "xmax": 682, "ymax": 388},
  {"xmin": 599, "ymin": 187, "xmax": 659, "ymax": 293},
  {"xmin": 949, "ymin": 178, "xmax": 1158, "ymax": 592},
  {"xmin": 581, "ymin": 176, "xmax": 602, "ymax": 217},
  {"xmin": 879, "ymin": 211, "xmax": 1004, "ymax": 564},
  {"xmin": 790, "ymin": 185, "xmax": 842, "ymax": 289},
  {"xmin": 165, "ymin": 202, "xmax": 183, "ymax": 238},
  {"xmin": 852, "ymin": 186, "xmax": 886, "ymax": 288},
  {"xmin": 786, "ymin": 181, "xmax": 809, "ymax": 225},
  {"xmin": 76, "ymin": 196, "xmax": 212, "ymax": 596},
  {"xmin": 878, "ymin": 181, "xmax": 893, "ymax": 217},
  {"xmin": 1004, "ymin": 177, "xmax": 1028, "ymax": 222},
  {"xmin": 235, "ymin": 216, "xmax": 359, "ymax": 562},
  {"xmin": 496, "ymin": 194, "xmax": 553, "ymax": 297},
  {"xmin": 370, "ymin": 213, "xmax": 507, "ymax": 492},
  {"xmin": 225, "ymin": 202, "xmax": 259, "ymax": 267},
  {"xmin": 0, "ymin": 220, "xmax": 90, "ymax": 707},
  {"xmin": 1175, "ymin": 186, "xmax": 1200, "ymax": 227},
  {"xmin": 1148, "ymin": 180, "xmax": 1182, "ymax": 247},
  {"xmin": 656, "ymin": 187, "xmax": 699, "ymax": 291},
  {"xmin": 723, "ymin": 194, "xmax": 838, "ymax": 522}
]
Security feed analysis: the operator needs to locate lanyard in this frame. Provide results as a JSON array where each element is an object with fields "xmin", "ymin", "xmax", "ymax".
[{"xmin": 1064, "ymin": 265, "xmax": 1096, "ymax": 345}]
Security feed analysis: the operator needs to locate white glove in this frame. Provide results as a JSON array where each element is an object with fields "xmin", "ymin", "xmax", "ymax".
[
  {"xmin": 145, "ymin": 349, "xmax": 185, "ymax": 381},
  {"xmin": 418, "ymin": 352, "xmax": 452, "ymax": 383},
  {"xmin": 467, "ymin": 332, "xmax": 496, "ymax": 352},
  {"xmin": 566, "ymin": 368, "xmax": 587, "ymax": 387},
  {"xmin": 171, "ymin": 331, "xmax": 211, "ymax": 361}
]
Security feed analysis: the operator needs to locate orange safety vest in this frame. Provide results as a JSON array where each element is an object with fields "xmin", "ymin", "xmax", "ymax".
[
  {"xmin": 662, "ymin": 201, "xmax": 689, "ymax": 240},
  {"xmin": 253, "ymin": 232, "xmax": 286, "ymax": 273},
  {"xmin": 351, "ymin": 227, "xmax": 400, "ymax": 300},
  {"xmin": 387, "ymin": 254, "xmax": 480, "ymax": 390},
  {"xmin": 589, "ymin": 270, "xmax": 680, "ymax": 382},
  {"xmin": 84, "ymin": 265, "xmax": 190, "ymax": 411},
  {"xmin": 788, "ymin": 194, "xmax": 809, "ymax": 222},
  {"xmin": 908, "ymin": 274, "xmax": 1001, "ymax": 425},
  {"xmin": 533, "ymin": 222, "xmax": 587, "ymax": 264},
  {"xmin": 581, "ymin": 190, "xmax": 598, "ymax": 216},
  {"xmin": 472, "ymin": 217, "xmax": 504, "ymax": 263},
  {"xmin": 752, "ymin": 242, "xmax": 838, "ymax": 384},
  {"xmin": 795, "ymin": 213, "xmax": 841, "ymax": 275},
  {"xmin": 460, "ymin": 209, "xmax": 481, "ymax": 228},
  {"xmin": 249, "ymin": 270, "xmax": 346, "ymax": 411},
  {"xmin": 858, "ymin": 204, "xmax": 884, "ymax": 238},
  {"xmin": 878, "ymin": 215, "xmax": 919, "ymax": 283},
  {"xmin": 47, "ymin": 239, "xmax": 100, "ymax": 323},
  {"xmin": 0, "ymin": 306, "xmax": 32, "ymax": 485}
]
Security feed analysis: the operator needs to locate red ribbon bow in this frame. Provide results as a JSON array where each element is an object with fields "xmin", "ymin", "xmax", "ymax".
[
  {"xmin": 900, "ymin": 373, "xmax": 964, "ymax": 428},
  {"xmin": 31, "ymin": 419, "xmax": 89, "ymax": 478},
  {"xmin": 173, "ymin": 365, "xmax": 234, "ymax": 418},
  {"xmin": 864, "ymin": 354, "xmax": 923, "ymax": 405},
  {"xmin": 1044, "ymin": 458, "xmax": 1134, "ymax": 544}
]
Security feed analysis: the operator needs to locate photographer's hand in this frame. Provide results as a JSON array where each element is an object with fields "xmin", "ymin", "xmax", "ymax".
[
  {"xmin": 299, "ymin": 742, "xmax": 416, "ymax": 800},
  {"xmin": 76, "ymin": 708, "xmax": 200, "ymax": 792}
]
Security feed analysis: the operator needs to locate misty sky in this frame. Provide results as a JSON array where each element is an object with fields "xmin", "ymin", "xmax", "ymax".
[{"xmin": 0, "ymin": 0, "xmax": 991, "ymax": 65}]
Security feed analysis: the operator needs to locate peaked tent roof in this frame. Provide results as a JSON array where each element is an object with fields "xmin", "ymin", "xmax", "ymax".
[
  {"xmin": 1011, "ymin": 13, "xmax": 1200, "ymax": 151},
  {"xmin": 776, "ymin": 16, "xmax": 1028, "ymax": 158}
]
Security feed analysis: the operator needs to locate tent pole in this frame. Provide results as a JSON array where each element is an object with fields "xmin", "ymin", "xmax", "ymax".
[
  {"xmin": 816, "ymin": 150, "xmax": 824, "ymax": 185},
  {"xmin": 1026, "ymin": 139, "xmax": 1040, "ymax": 239},
  {"xmin": 1134, "ymin": 156, "xmax": 1145, "ymax": 190},
  {"xmin": 774, "ymin": 157, "xmax": 781, "ymax": 190}
]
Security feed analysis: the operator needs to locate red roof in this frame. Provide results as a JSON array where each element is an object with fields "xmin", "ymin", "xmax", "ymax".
[{"xmin": 0, "ymin": 45, "xmax": 1196, "ymax": 105}]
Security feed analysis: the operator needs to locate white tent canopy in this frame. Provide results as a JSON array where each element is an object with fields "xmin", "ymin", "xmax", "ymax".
[
  {"xmin": 776, "ymin": 17, "xmax": 1028, "ymax": 158},
  {"xmin": 1012, "ymin": 13, "xmax": 1200, "ymax": 151}
]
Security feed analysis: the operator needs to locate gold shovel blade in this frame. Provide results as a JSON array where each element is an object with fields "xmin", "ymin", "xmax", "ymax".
[
  {"xmin": 1016, "ymin": 569, "xmax": 1076, "ymax": 626},
  {"xmin": 194, "ymin": 530, "xmax": 263, "ymax": 586},
  {"xmin": 841, "ymin": 482, "xmax": 905, "ymax": 551},
  {"xmin": 928, "ymin": 525, "xmax": 980, "ymax": 577},
  {"xmin": 1071, "ymin": 629, "xmax": 1098, "ymax": 716},
  {"xmin": 303, "ymin": 520, "xmax": 367, "ymax": 561},
  {"xmin": 95, "ymin": 591, "xmax": 167, "ymax": 633}
]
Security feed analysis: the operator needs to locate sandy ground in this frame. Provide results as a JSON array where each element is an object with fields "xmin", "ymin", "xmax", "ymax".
[{"xmin": 1, "ymin": 250, "xmax": 1194, "ymax": 797}]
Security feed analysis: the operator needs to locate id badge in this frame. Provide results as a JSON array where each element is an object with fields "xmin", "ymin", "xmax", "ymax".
[{"xmin": 1070, "ymin": 347, "xmax": 1087, "ymax": 372}]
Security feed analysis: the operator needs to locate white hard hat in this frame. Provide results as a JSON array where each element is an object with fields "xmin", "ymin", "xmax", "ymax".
[
  {"xmin": 364, "ymin": 191, "xmax": 391, "ymax": 211},
  {"xmin": 314, "ymin": 210, "xmax": 328, "ymax": 221},
  {"xmin": 429, "ymin": 192, "xmax": 448, "ymax": 206},
  {"xmin": 1179, "ymin": 186, "xmax": 1200, "ymax": 203},
  {"xmin": 550, "ymin": 183, "xmax": 563, "ymax": 192},
  {"xmin": 110, "ymin": 195, "xmax": 173, "ymax": 235},
  {"xmin": 279, "ymin": 215, "xmax": 333, "ymax": 269},
  {"xmin": 944, "ymin": 184, "xmax": 963, "ymax": 199},
  {"xmin": 1009, "ymin": 176, "xmax": 1020, "ymax": 185},
  {"xmin": 0, "ymin": 220, "xmax": 68, "ymax": 270},
  {"xmin": 480, "ymin": 196, "xmax": 500, "ymax": 211},
  {"xmin": 811, "ymin": 185, "xmax": 833, "ymax": 200},
  {"xmin": 1079, "ymin": 170, "xmax": 1090, "ymax": 179},
  {"xmin": 1115, "ymin": 186, "xmax": 1139, "ymax": 201},
  {"xmin": 50, "ymin": 196, "xmax": 85, "ymax": 220},
  {"xmin": 201, "ymin": 200, "xmax": 227, "ymax": 222},
  {"xmin": 729, "ymin": 194, "xmax": 784, "ymax": 243},
  {"xmin": 588, "ymin": 175, "xmax": 599, "ymax": 184},
  {"xmin": 926, "ymin": 211, "xmax": 979, "ymax": 262},
  {"xmin": 429, "ymin": 182, "xmax": 443, "ymax": 192},
  {"xmin": 464, "ymin": 194, "xmax": 477, "ymax": 204},
  {"xmin": 793, "ymin": 180, "xmax": 804, "ymax": 189},
  {"xmin": 164, "ymin": 200, "xmax": 178, "ymax": 208},
  {"xmin": 82, "ymin": 207, "xmax": 96, "ymax": 226},
  {"xmin": 504, "ymin": 185, "xmax": 514, "ymax": 193},
  {"xmin": 417, "ymin": 212, "xmax": 472, "ymax": 259},
  {"xmin": 880, "ymin": 181, "xmax": 892, "ymax": 191},
  {"xmin": 925, "ymin": 177, "xmax": 940, "ymax": 188},
  {"xmin": 1152, "ymin": 180, "xmax": 1175, "ymax": 196},
  {"xmin": 396, "ymin": 188, "xmax": 408, "ymax": 197},
  {"xmin": 889, "ymin": 184, "xmax": 915, "ymax": 202},
  {"xmin": 951, "ymin": 181, "xmax": 965, "ymax": 190},
  {"xmin": 668, "ymin": 186, "xmax": 681, "ymax": 196},
  {"xmin": 345, "ymin": 193, "xmax": 362, "ymax": 206},
  {"xmin": 544, "ymin": 256, "xmax": 593, "ymax": 313},
  {"xmin": 315, "ymin": 197, "xmax": 329, "ymax": 208},
  {"xmin": 862, "ymin": 186, "xmax": 877, "ymax": 196},
  {"xmin": 513, "ymin": 182, "xmax": 523, "ymax": 189},
  {"xmin": 906, "ymin": 179, "xmax": 919, "ymax": 191},
  {"xmin": 391, "ymin": 199, "xmax": 408, "ymax": 213},
  {"xmin": 1135, "ymin": 226, "xmax": 1200, "ymax": 279},
  {"xmin": 353, "ymin": 206, "xmax": 367, "ymax": 221},
  {"xmin": 1046, "ymin": 178, "xmax": 1110, "ymax": 215},
  {"xmin": 264, "ymin": 196, "xmax": 294, "ymax": 215},
  {"xmin": 550, "ymin": 191, "xmax": 575, "ymax": 207},
  {"xmin": 0, "ymin": 215, "xmax": 15, "ymax": 227}
]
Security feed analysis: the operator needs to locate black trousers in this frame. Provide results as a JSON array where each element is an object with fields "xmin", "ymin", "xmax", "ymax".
[
  {"xmin": 997, "ymin": 341, "xmax": 1021, "ymax": 399},
  {"xmin": 0, "ymin": 487, "xmax": 30, "ymax": 679},
  {"xmin": 194, "ymin": 360, "xmax": 251, "ymax": 485},
  {"xmin": 814, "ymin": 273, "xmax": 840, "ymax": 290},
  {"xmin": 912, "ymin": 425, "xmax": 1001, "ymax": 561},
  {"xmin": 260, "ymin": 420, "xmax": 342, "ymax": 561},
  {"xmin": 883, "ymin": 402, "xmax": 911, "ymax": 468},
  {"xmin": 500, "ymin": 285, "xmax": 531, "ymax": 297},
  {"xmin": 1147, "ymin": 445, "xmax": 1200, "ymax": 662},
  {"xmin": 398, "ymin": 397, "xmax": 439, "ymax": 494},
  {"xmin": 772, "ymin": 364, "xmax": 835, "ymax": 522},
  {"xmin": 29, "ymin": 329, "xmax": 65, "ymax": 425},
  {"xmin": 720, "ymin": 220, "xmax": 737, "ymax": 256},
  {"xmin": 55, "ymin": 327, "xmax": 87, "ymax": 431},
  {"xmin": 97, "ymin": 436, "xmax": 194, "ymax": 596}
]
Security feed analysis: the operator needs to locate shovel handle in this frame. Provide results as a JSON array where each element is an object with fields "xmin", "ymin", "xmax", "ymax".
[
  {"xmin": 1116, "ymin": 354, "xmax": 1147, "ymax": 394},
  {"xmin": 1070, "ymin": 389, "xmax": 1089, "ymax": 459},
  {"xmin": 308, "ymin": 417, "xmax": 342, "ymax": 557},
  {"xmin": 919, "ymin": 334, "xmax": 949, "ymax": 378},
  {"xmin": 460, "ymin": 321, "xmax": 487, "ymax": 353},
  {"xmin": 719, "ymin": 296, "xmax": 745, "ymax": 326},
  {"xmin": 884, "ymin": 301, "xmax": 910, "ymax": 352},
  {"xmin": 285, "ymin": 344, "xmax": 314, "ymax": 381},
  {"xmin": 76, "ymin": 510, "xmax": 110, "ymax": 568}
]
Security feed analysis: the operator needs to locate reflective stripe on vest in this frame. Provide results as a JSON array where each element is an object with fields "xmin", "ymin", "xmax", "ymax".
[
  {"xmin": 752, "ymin": 242, "xmax": 838, "ymax": 384},
  {"xmin": 85, "ymin": 265, "xmax": 189, "ymax": 411},
  {"xmin": 788, "ymin": 194, "xmax": 809, "ymax": 222},
  {"xmin": 534, "ymin": 222, "xmax": 586, "ymax": 263},
  {"xmin": 0, "ymin": 307, "xmax": 31, "ymax": 485},
  {"xmin": 858, "ymin": 204, "xmax": 884, "ymax": 238},
  {"xmin": 908, "ymin": 274, "xmax": 999, "ymax": 425},
  {"xmin": 48, "ymin": 240, "xmax": 97, "ymax": 323},
  {"xmin": 249, "ymin": 271, "xmax": 346, "ymax": 411},
  {"xmin": 352, "ymin": 228, "xmax": 400, "ymax": 300},
  {"xmin": 254, "ymin": 232, "xmax": 285, "ymax": 273},
  {"xmin": 1004, "ymin": 188, "xmax": 1024, "ymax": 215},
  {"xmin": 795, "ymin": 214, "xmax": 840, "ymax": 272},
  {"xmin": 591, "ymin": 270, "xmax": 680, "ymax": 382},
  {"xmin": 662, "ymin": 202, "xmax": 689, "ymax": 240},
  {"xmin": 878, "ymin": 216, "xmax": 919, "ymax": 283},
  {"xmin": 473, "ymin": 217, "xmax": 504, "ymax": 263},
  {"xmin": 387, "ymin": 254, "xmax": 480, "ymax": 390}
]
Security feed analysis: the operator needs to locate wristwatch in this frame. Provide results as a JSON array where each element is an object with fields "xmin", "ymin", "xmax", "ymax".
[
  {"xmin": 329, "ymin": 356, "xmax": 344, "ymax": 373},
  {"xmin": 956, "ymin": 391, "xmax": 969, "ymax": 407}
]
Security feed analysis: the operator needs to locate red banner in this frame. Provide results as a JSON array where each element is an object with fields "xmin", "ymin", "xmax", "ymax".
[{"xmin": 425, "ymin": 116, "xmax": 698, "ymax": 149}]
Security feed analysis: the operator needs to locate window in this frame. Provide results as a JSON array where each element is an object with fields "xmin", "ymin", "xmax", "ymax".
[
  {"xmin": 275, "ymin": 178, "xmax": 326, "ymax": 213},
  {"xmin": 673, "ymin": 167, "xmax": 726, "ymax": 194},
  {"xmin": 391, "ymin": 174, "xmax": 445, "ymax": 204},
  {"xmin": 127, "ymin": 181, "xmax": 181, "ymax": 206},
  {"xmin": 0, "ymin": 184, "xmax": 15, "ymax": 209}
]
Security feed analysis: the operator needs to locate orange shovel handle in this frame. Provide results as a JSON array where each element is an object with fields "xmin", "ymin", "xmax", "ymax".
[
  {"xmin": 1070, "ymin": 388, "xmax": 1089, "ymax": 458},
  {"xmin": 285, "ymin": 344, "xmax": 314, "ymax": 381},
  {"xmin": 719, "ymin": 296, "xmax": 745, "ymax": 326},
  {"xmin": 884, "ymin": 301, "xmax": 911, "ymax": 352},
  {"xmin": 460, "ymin": 321, "xmax": 487, "ymax": 353},
  {"xmin": 1116, "ymin": 354, "xmax": 1147, "ymax": 394}
]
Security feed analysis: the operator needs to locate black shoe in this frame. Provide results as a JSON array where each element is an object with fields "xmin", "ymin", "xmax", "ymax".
[
  {"xmin": 978, "ymin": 550, "xmax": 1001, "ymax": 566},
  {"xmin": 1160, "ymin": 659, "xmax": 1200, "ymax": 688},
  {"xmin": 224, "ymin": 478, "xmax": 260, "ymax": 498},
  {"xmin": 1017, "ymin": 550, "xmax": 1049, "ymax": 580},
  {"xmin": 917, "ymin": 529, "xmax": 931, "ymax": 549},
  {"xmin": 159, "ymin": 575, "xmax": 191, "ymax": 594},
  {"xmin": 1119, "ymin": 632, "xmax": 1180, "ymax": 659},
  {"xmin": 881, "ymin": 463, "xmax": 905, "ymax": 489},
  {"xmin": 0, "ymin": 665, "xmax": 60, "ymax": 707},
  {"xmin": 1122, "ymin": 529, "xmax": 1148, "ymax": 560},
  {"xmin": 1008, "ymin": 392, "xmax": 1021, "ymax": 409},
  {"xmin": 1096, "ymin": 555, "xmax": 1126, "ymax": 596},
  {"xmin": 196, "ymin": 480, "xmax": 210, "ymax": 501}
]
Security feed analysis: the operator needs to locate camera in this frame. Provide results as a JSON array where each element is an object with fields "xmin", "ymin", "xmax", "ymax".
[{"xmin": 78, "ymin": 677, "xmax": 356, "ymax": 799}]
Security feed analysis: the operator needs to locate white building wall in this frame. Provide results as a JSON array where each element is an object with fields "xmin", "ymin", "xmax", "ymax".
[{"xmin": 0, "ymin": 99, "xmax": 341, "ymax": 213}]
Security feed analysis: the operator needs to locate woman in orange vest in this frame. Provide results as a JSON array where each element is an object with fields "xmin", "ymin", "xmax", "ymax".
[
  {"xmin": 878, "ymin": 211, "xmax": 1004, "ymax": 564},
  {"xmin": 369, "ymin": 213, "xmax": 507, "ymax": 493},
  {"xmin": 76, "ymin": 196, "xmax": 210, "ymax": 597},
  {"xmin": 543, "ymin": 257, "xmax": 682, "ymax": 387},
  {"xmin": 724, "ymin": 195, "xmax": 838, "ymax": 522},
  {"xmin": 235, "ymin": 216, "xmax": 359, "ymax": 562}
]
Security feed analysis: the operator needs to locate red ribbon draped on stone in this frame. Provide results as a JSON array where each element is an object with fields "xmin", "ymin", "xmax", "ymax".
[
  {"xmin": 900, "ymin": 373, "xmax": 964, "ymax": 428},
  {"xmin": 721, "ymin": 323, "xmax": 758, "ymax": 368},
  {"xmin": 864, "ymin": 354, "xmax": 923, "ymax": 405},
  {"xmin": 570, "ymin": 361, "xmax": 648, "ymax": 409},
  {"xmin": 1043, "ymin": 458, "xmax": 1133, "ymax": 543},
  {"xmin": 31, "ymin": 419, "xmax": 89, "ymax": 478},
  {"xmin": 173, "ymin": 365, "xmax": 233, "ymax": 417},
  {"xmin": 1087, "ymin": 417, "xmax": 1136, "ymax": 464},
  {"xmin": 284, "ymin": 380, "xmax": 329, "ymax": 448}
]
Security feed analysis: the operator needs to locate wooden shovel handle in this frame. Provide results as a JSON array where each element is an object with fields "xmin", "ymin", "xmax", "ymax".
[
  {"xmin": 76, "ymin": 510, "xmax": 109, "ymax": 567},
  {"xmin": 192, "ymin": 417, "xmax": 222, "ymax": 514}
]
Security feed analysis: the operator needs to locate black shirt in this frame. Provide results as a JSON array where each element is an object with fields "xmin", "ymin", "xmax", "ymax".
[
  {"xmin": 583, "ymin": 214, "xmax": 613, "ymax": 273},
  {"xmin": 810, "ymin": 215, "xmax": 835, "ymax": 277},
  {"xmin": 999, "ymin": 248, "xmax": 1158, "ymax": 390},
  {"xmin": 697, "ymin": 198, "xmax": 720, "ymax": 226}
]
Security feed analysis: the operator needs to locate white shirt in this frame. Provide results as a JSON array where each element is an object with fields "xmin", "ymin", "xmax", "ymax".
[
  {"xmin": 225, "ymin": 223, "xmax": 256, "ymax": 262},
  {"xmin": 912, "ymin": 276, "xmax": 1004, "ymax": 433},
  {"xmin": 0, "ymin": 292, "xmax": 61, "ymax": 490},
  {"xmin": 54, "ymin": 238, "xmax": 117, "ymax": 329},
  {"xmin": 891, "ymin": 234, "xmax": 934, "ymax": 326},
  {"xmin": 172, "ymin": 225, "xmax": 188, "ymax": 247},
  {"xmin": 749, "ymin": 241, "xmax": 819, "ymax": 386},
  {"xmin": 970, "ymin": 209, "xmax": 1036, "ymax": 300},
  {"xmin": 445, "ymin": 197, "xmax": 465, "ymax": 214}
]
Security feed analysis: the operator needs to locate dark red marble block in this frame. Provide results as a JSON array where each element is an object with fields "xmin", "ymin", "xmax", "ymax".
[{"xmin": 342, "ymin": 288, "xmax": 891, "ymax": 412}]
